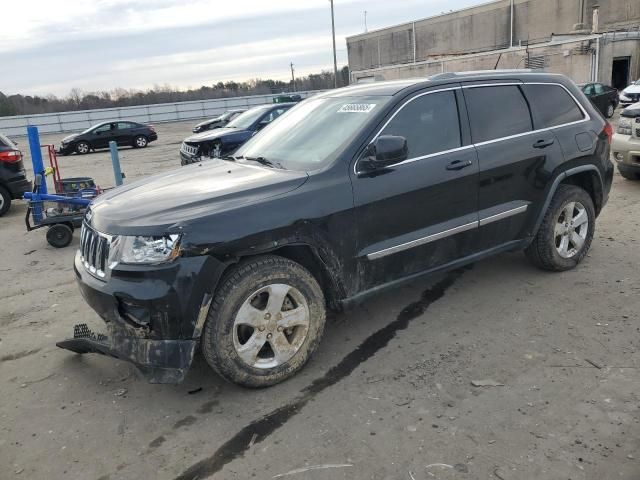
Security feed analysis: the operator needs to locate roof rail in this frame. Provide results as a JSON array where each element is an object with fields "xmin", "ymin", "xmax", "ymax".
[{"xmin": 428, "ymin": 69, "xmax": 535, "ymax": 81}]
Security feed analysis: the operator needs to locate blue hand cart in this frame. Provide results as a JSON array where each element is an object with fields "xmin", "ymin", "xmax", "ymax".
[{"xmin": 24, "ymin": 174, "xmax": 99, "ymax": 248}]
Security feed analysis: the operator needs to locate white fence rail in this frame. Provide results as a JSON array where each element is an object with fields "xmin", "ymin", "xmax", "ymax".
[{"xmin": 0, "ymin": 91, "xmax": 321, "ymax": 137}]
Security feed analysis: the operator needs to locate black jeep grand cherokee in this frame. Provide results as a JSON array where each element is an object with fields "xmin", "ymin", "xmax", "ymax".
[{"xmin": 60, "ymin": 71, "xmax": 613, "ymax": 387}]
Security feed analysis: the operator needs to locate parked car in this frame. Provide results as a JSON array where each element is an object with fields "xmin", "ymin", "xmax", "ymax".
[
  {"xmin": 611, "ymin": 102, "xmax": 640, "ymax": 180},
  {"xmin": 619, "ymin": 80, "xmax": 640, "ymax": 106},
  {"xmin": 192, "ymin": 109, "xmax": 246, "ymax": 133},
  {"xmin": 580, "ymin": 82, "xmax": 618, "ymax": 118},
  {"xmin": 61, "ymin": 71, "xmax": 613, "ymax": 388},
  {"xmin": 180, "ymin": 104, "xmax": 294, "ymax": 165},
  {"xmin": 0, "ymin": 133, "xmax": 31, "ymax": 217},
  {"xmin": 58, "ymin": 121, "xmax": 158, "ymax": 155}
]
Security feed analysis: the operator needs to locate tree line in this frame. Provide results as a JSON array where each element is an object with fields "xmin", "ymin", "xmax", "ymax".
[{"xmin": 0, "ymin": 67, "xmax": 350, "ymax": 117}]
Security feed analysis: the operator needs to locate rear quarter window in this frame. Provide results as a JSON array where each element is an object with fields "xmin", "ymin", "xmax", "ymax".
[{"xmin": 522, "ymin": 84, "xmax": 585, "ymax": 128}]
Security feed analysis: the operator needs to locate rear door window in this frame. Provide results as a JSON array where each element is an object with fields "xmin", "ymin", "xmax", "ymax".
[
  {"xmin": 464, "ymin": 85, "xmax": 533, "ymax": 143},
  {"xmin": 379, "ymin": 90, "xmax": 461, "ymax": 158},
  {"xmin": 522, "ymin": 84, "xmax": 585, "ymax": 128}
]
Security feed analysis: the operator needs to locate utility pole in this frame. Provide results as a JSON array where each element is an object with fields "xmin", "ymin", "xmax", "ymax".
[
  {"xmin": 330, "ymin": 0, "xmax": 338, "ymax": 88},
  {"xmin": 364, "ymin": 10, "xmax": 368, "ymax": 32},
  {"xmin": 290, "ymin": 62, "xmax": 296, "ymax": 92}
]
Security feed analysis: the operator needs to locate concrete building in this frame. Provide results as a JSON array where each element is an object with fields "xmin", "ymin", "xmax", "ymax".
[{"xmin": 347, "ymin": 0, "xmax": 640, "ymax": 89}]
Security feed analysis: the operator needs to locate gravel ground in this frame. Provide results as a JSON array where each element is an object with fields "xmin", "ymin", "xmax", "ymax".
[{"xmin": 1, "ymin": 116, "xmax": 639, "ymax": 480}]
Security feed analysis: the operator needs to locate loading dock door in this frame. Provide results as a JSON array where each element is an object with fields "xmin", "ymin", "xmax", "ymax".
[{"xmin": 612, "ymin": 57, "xmax": 630, "ymax": 90}]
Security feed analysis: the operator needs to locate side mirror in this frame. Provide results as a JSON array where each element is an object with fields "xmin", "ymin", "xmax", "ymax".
[{"xmin": 366, "ymin": 135, "xmax": 408, "ymax": 168}]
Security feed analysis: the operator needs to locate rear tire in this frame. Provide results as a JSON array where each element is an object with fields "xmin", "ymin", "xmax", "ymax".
[
  {"xmin": 201, "ymin": 255, "xmax": 326, "ymax": 388},
  {"xmin": 605, "ymin": 103, "xmax": 615, "ymax": 118},
  {"xmin": 0, "ymin": 185, "xmax": 11, "ymax": 217},
  {"xmin": 133, "ymin": 135, "xmax": 148, "ymax": 148},
  {"xmin": 46, "ymin": 224, "xmax": 73, "ymax": 248},
  {"xmin": 525, "ymin": 184, "xmax": 595, "ymax": 271}
]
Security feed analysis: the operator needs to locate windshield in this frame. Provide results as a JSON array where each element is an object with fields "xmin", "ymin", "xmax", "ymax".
[
  {"xmin": 235, "ymin": 96, "xmax": 392, "ymax": 171},
  {"xmin": 227, "ymin": 107, "xmax": 271, "ymax": 129},
  {"xmin": 634, "ymin": 80, "xmax": 640, "ymax": 86}
]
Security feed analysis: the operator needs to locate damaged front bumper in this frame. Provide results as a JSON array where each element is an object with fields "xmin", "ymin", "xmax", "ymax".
[
  {"xmin": 57, "ymin": 250, "xmax": 224, "ymax": 383},
  {"xmin": 57, "ymin": 323, "xmax": 197, "ymax": 383}
]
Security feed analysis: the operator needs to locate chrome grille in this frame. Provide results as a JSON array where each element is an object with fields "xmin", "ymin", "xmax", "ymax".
[
  {"xmin": 80, "ymin": 222, "xmax": 112, "ymax": 279},
  {"xmin": 180, "ymin": 142, "xmax": 199, "ymax": 156}
]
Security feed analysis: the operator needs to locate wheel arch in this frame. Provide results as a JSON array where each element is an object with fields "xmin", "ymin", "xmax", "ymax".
[
  {"xmin": 209, "ymin": 242, "xmax": 346, "ymax": 311},
  {"xmin": 531, "ymin": 165, "xmax": 603, "ymax": 238}
]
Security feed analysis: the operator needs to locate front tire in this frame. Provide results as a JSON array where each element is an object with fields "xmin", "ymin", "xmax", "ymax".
[
  {"xmin": 75, "ymin": 141, "xmax": 90, "ymax": 155},
  {"xmin": 0, "ymin": 185, "xmax": 11, "ymax": 217},
  {"xmin": 133, "ymin": 135, "xmax": 148, "ymax": 148},
  {"xmin": 201, "ymin": 255, "xmax": 326, "ymax": 388},
  {"xmin": 525, "ymin": 184, "xmax": 595, "ymax": 271}
]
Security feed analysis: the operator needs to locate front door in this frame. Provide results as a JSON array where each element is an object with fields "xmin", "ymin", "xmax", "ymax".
[
  {"xmin": 91, "ymin": 123, "xmax": 116, "ymax": 148},
  {"xmin": 351, "ymin": 87, "xmax": 479, "ymax": 291}
]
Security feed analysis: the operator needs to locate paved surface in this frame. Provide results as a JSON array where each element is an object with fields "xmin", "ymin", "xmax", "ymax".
[{"xmin": 1, "ymin": 117, "xmax": 639, "ymax": 480}]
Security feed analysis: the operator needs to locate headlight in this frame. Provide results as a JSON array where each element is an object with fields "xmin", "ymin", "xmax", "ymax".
[
  {"xmin": 617, "ymin": 118, "xmax": 632, "ymax": 135},
  {"xmin": 119, "ymin": 234, "xmax": 181, "ymax": 264}
]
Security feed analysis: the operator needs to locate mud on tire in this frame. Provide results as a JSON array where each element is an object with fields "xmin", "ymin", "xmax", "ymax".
[
  {"xmin": 201, "ymin": 255, "xmax": 326, "ymax": 388},
  {"xmin": 525, "ymin": 184, "xmax": 595, "ymax": 271}
]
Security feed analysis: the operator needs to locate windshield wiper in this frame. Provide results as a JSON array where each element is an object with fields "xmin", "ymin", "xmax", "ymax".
[
  {"xmin": 244, "ymin": 156, "xmax": 284, "ymax": 169},
  {"xmin": 221, "ymin": 154, "xmax": 240, "ymax": 161}
]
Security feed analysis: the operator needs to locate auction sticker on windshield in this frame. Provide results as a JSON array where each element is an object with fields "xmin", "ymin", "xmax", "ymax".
[{"xmin": 338, "ymin": 103, "xmax": 377, "ymax": 113}]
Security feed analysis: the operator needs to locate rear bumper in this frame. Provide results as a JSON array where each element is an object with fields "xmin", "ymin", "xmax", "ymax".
[
  {"xmin": 7, "ymin": 177, "xmax": 32, "ymax": 199},
  {"xmin": 149, "ymin": 132, "xmax": 158, "ymax": 142}
]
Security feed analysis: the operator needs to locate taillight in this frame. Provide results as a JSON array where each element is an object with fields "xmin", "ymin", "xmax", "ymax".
[
  {"xmin": 0, "ymin": 150, "xmax": 22, "ymax": 163},
  {"xmin": 603, "ymin": 122, "xmax": 613, "ymax": 144},
  {"xmin": 148, "ymin": 125, "xmax": 156, "ymax": 132}
]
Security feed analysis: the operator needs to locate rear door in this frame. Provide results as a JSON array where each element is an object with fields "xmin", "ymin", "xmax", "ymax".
[
  {"xmin": 117, "ymin": 122, "xmax": 135, "ymax": 145},
  {"xmin": 352, "ymin": 86, "xmax": 479, "ymax": 290},
  {"xmin": 462, "ymin": 83, "xmax": 565, "ymax": 250}
]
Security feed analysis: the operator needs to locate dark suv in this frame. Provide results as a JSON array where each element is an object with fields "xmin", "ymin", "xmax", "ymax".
[
  {"xmin": 60, "ymin": 71, "xmax": 613, "ymax": 387},
  {"xmin": 0, "ymin": 133, "xmax": 31, "ymax": 217},
  {"xmin": 180, "ymin": 104, "xmax": 294, "ymax": 165}
]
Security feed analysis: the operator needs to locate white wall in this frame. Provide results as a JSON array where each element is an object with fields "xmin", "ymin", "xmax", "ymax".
[{"xmin": 0, "ymin": 91, "xmax": 321, "ymax": 137}]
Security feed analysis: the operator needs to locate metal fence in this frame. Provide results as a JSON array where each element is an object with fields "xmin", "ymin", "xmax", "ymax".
[{"xmin": 0, "ymin": 90, "xmax": 322, "ymax": 137}]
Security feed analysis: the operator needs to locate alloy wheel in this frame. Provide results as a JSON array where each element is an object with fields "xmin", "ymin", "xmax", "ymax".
[
  {"xmin": 232, "ymin": 283, "xmax": 310, "ymax": 369},
  {"xmin": 554, "ymin": 201, "xmax": 589, "ymax": 258},
  {"xmin": 136, "ymin": 137, "xmax": 147, "ymax": 147}
]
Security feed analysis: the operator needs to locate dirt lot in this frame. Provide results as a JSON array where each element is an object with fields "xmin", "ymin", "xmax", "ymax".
[{"xmin": 1, "ymin": 118, "xmax": 639, "ymax": 480}]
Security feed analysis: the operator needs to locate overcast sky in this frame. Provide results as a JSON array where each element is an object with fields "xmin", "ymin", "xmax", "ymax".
[{"xmin": 2, "ymin": 0, "xmax": 477, "ymax": 97}]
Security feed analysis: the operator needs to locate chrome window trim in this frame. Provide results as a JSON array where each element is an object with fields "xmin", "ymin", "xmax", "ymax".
[
  {"xmin": 354, "ymin": 81, "xmax": 591, "ymax": 175},
  {"xmin": 366, "ymin": 221, "xmax": 477, "ymax": 260},
  {"xmin": 478, "ymin": 204, "xmax": 528, "ymax": 227},
  {"xmin": 354, "ymin": 86, "xmax": 462, "ymax": 175}
]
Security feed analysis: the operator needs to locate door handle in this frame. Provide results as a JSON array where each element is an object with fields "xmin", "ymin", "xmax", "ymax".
[
  {"xmin": 533, "ymin": 138, "xmax": 555, "ymax": 149},
  {"xmin": 446, "ymin": 159, "xmax": 473, "ymax": 171}
]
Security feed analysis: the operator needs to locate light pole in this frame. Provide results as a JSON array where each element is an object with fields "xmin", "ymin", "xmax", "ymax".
[{"xmin": 330, "ymin": 0, "xmax": 338, "ymax": 88}]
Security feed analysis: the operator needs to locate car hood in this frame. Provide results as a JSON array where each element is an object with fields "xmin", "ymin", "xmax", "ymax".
[
  {"xmin": 185, "ymin": 127, "xmax": 248, "ymax": 143},
  {"xmin": 62, "ymin": 133, "xmax": 80, "ymax": 143},
  {"xmin": 88, "ymin": 160, "xmax": 308, "ymax": 235},
  {"xmin": 195, "ymin": 118, "xmax": 221, "ymax": 128},
  {"xmin": 622, "ymin": 84, "xmax": 640, "ymax": 95}
]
